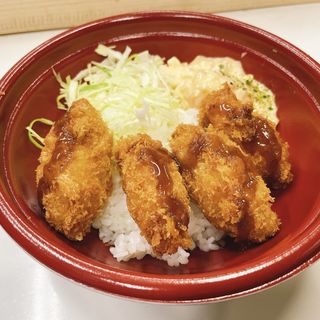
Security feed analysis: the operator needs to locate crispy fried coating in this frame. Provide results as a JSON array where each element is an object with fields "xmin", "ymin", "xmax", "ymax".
[
  {"xmin": 170, "ymin": 124, "xmax": 280, "ymax": 243},
  {"xmin": 199, "ymin": 84, "xmax": 293, "ymax": 189},
  {"xmin": 36, "ymin": 99, "xmax": 113, "ymax": 241},
  {"xmin": 116, "ymin": 134, "xmax": 192, "ymax": 255},
  {"xmin": 199, "ymin": 83, "xmax": 255, "ymax": 143}
]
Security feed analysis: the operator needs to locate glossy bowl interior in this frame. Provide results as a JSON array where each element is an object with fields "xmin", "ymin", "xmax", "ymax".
[{"xmin": 0, "ymin": 12, "xmax": 319, "ymax": 303}]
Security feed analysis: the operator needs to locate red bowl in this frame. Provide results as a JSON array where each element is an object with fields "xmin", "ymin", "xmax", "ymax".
[{"xmin": 0, "ymin": 12, "xmax": 319, "ymax": 303}]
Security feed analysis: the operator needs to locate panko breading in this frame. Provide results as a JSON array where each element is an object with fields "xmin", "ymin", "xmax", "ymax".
[
  {"xmin": 199, "ymin": 84, "xmax": 293, "ymax": 189},
  {"xmin": 116, "ymin": 134, "xmax": 192, "ymax": 255},
  {"xmin": 170, "ymin": 124, "xmax": 280, "ymax": 243},
  {"xmin": 36, "ymin": 99, "xmax": 113, "ymax": 241}
]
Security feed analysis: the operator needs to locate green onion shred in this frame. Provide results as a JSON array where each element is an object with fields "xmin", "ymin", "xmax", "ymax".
[{"xmin": 26, "ymin": 118, "xmax": 54, "ymax": 149}]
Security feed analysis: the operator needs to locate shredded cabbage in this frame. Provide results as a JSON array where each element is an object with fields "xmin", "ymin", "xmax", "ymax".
[
  {"xmin": 27, "ymin": 46, "xmax": 278, "ymax": 150},
  {"xmin": 55, "ymin": 45, "xmax": 196, "ymax": 147}
]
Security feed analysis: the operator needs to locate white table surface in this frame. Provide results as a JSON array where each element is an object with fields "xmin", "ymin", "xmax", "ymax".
[{"xmin": 0, "ymin": 3, "xmax": 319, "ymax": 320}]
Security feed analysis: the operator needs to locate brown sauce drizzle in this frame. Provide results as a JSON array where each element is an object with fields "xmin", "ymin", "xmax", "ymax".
[
  {"xmin": 183, "ymin": 134, "xmax": 208, "ymax": 172},
  {"xmin": 140, "ymin": 147, "xmax": 189, "ymax": 228},
  {"xmin": 38, "ymin": 115, "xmax": 75, "ymax": 204},
  {"xmin": 236, "ymin": 175, "xmax": 257, "ymax": 241},
  {"xmin": 242, "ymin": 118, "xmax": 282, "ymax": 184}
]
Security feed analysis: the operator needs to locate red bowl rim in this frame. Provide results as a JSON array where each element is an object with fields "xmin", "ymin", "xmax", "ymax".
[{"xmin": 0, "ymin": 11, "xmax": 319, "ymax": 303}]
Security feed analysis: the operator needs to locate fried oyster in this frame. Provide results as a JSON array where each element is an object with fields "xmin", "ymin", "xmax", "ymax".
[
  {"xmin": 116, "ymin": 134, "xmax": 192, "ymax": 255},
  {"xmin": 36, "ymin": 99, "xmax": 113, "ymax": 240},
  {"xmin": 171, "ymin": 124, "xmax": 280, "ymax": 243}
]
